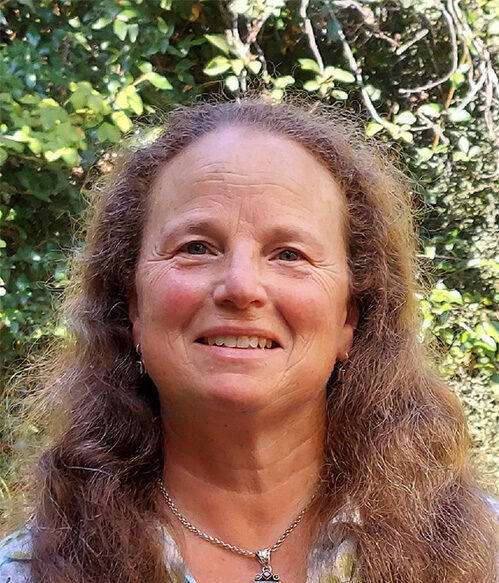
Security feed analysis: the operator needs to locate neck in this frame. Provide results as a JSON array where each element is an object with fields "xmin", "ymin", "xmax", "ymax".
[{"xmin": 160, "ymin": 390, "xmax": 326, "ymax": 550}]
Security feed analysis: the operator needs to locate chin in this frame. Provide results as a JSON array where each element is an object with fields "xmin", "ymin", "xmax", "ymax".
[{"xmin": 196, "ymin": 375, "xmax": 278, "ymax": 413}]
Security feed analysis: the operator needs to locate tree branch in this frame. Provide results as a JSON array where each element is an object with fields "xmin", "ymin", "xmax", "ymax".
[
  {"xmin": 324, "ymin": 1, "xmax": 390, "ymax": 128},
  {"xmin": 330, "ymin": 0, "xmax": 400, "ymax": 48},
  {"xmin": 300, "ymin": 0, "xmax": 325, "ymax": 74},
  {"xmin": 399, "ymin": 4, "xmax": 458, "ymax": 95}
]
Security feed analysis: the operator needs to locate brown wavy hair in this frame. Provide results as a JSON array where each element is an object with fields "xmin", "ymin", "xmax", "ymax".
[{"xmin": 19, "ymin": 99, "xmax": 497, "ymax": 582}]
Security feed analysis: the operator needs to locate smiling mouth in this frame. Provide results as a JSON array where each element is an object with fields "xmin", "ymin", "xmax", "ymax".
[{"xmin": 195, "ymin": 335, "xmax": 280, "ymax": 349}]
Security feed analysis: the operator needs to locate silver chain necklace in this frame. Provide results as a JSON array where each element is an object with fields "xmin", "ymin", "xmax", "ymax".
[{"xmin": 158, "ymin": 479, "xmax": 318, "ymax": 582}]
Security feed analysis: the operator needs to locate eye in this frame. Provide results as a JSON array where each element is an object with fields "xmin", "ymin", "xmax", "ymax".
[
  {"xmin": 276, "ymin": 248, "xmax": 304, "ymax": 261},
  {"xmin": 179, "ymin": 241, "xmax": 210, "ymax": 255}
]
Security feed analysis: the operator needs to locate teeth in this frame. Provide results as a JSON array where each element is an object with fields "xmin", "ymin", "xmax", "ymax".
[{"xmin": 201, "ymin": 335, "xmax": 276, "ymax": 349}]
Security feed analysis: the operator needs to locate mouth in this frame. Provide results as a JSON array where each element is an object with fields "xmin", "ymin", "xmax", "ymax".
[{"xmin": 195, "ymin": 335, "xmax": 280, "ymax": 349}]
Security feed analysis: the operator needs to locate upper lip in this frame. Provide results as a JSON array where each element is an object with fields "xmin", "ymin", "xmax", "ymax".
[{"xmin": 196, "ymin": 327, "xmax": 282, "ymax": 347}]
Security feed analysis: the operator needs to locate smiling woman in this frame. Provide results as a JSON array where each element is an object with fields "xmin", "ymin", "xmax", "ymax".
[
  {"xmin": 0, "ymin": 100, "xmax": 496, "ymax": 583},
  {"xmin": 129, "ymin": 127, "xmax": 355, "ymax": 419}
]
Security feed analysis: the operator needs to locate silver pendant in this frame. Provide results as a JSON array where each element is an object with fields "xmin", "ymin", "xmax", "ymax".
[{"xmin": 254, "ymin": 549, "xmax": 280, "ymax": 581}]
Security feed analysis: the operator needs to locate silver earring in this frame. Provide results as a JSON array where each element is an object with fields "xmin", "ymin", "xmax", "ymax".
[
  {"xmin": 336, "ymin": 352, "xmax": 349, "ymax": 383},
  {"xmin": 135, "ymin": 343, "xmax": 145, "ymax": 376}
]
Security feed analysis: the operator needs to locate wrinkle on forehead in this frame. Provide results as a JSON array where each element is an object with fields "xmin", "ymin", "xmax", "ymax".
[{"xmin": 146, "ymin": 126, "xmax": 347, "ymax": 237}]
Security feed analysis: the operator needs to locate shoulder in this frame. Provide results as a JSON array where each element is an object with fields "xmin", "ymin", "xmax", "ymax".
[{"xmin": 0, "ymin": 526, "xmax": 32, "ymax": 583}]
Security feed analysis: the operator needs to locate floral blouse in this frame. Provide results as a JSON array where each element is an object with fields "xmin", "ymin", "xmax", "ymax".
[{"xmin": 0, "ymin": 517, "xmax": 363, "ymax": 583}]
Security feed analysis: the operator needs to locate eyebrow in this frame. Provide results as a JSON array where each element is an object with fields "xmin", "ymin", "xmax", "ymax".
[
  {"xmin": 158, "ymin": 215, "xmax": 328, "ymax": 249},
  {"xmin": 159, "ymin": 217, "xmax": 226, "ymax": 244}
]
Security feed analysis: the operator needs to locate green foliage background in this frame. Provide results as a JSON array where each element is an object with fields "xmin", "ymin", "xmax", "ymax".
[{"xmin": 1, "ymin": 0, "xmax": 498, "ymax": 496}]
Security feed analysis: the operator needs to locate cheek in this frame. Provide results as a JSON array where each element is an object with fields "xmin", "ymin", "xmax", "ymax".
[
  {"xmin": 276, "ymin": 278, "xmax": 347, "ymax": 339},
  {"xmin": 139, "ymin": 268, "xmax": 208, "ymax": 329}
]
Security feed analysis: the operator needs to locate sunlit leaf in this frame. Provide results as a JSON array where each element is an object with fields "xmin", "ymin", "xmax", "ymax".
[
  {"xmin": 205, "ymin": 34, "xmax": 231, "ymax": 55},
  {"xmin": 299, "ymin": 58, "xmax": 320, "ymax": 72},
  {"xmin": 203, "ymin": 56, "xmax": 231, "ymax": 76},
  {"xmin": 447, "ymin": 108, "xmax": 472, "ymax": 123},
  {"xmin": 394, "ymin": 111, "xmax": 417, "ymax": 125},
  {"xmin": 224, "ymin": 75, "xmax": 239, "ymax": 92},
  {"xmin": 113, "ymin": 20, "xmax": 128, "ymax": 41}
]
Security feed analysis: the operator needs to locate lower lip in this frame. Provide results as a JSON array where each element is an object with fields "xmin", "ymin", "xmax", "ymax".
[{"xmin": 194, "ymin": 342, "xmax": 280, "ymax": 360}]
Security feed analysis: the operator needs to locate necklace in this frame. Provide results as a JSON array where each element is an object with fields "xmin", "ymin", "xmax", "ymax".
[{"xmin": 158, "ymin": 479, "xmax": 318, "ymax": 582}]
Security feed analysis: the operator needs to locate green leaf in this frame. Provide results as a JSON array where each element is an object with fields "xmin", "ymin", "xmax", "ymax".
[
  {"xmin": 147, "ymin": 72, "xmax": 173, "ymax": 90},
  {"xmin": 417, "ymin": 103, "xmax": 442, "ymax": 118},
  {"xmin": 474, "ymin": 335, "xmax": 497, "ymax": 352},
  {"xmin": 0, "ymin": 147, "xmax": 7, "ymax": 165},
  {"xmin": 27, "ymin": 137, "xmax": 42, "ymax": 154},
  {"xmin": 97, "ymin": 122, "xmax": 121, "ymax": 143},
  {"xmin": 331, "ymin": 67, "xmax": 355, "ymax": 83},
  {"xmin": 400, "ymin": 130, "xmax": 414, "ymax": 143},
  {"xmin": 111, "ymin": 111, "xmax": 133, "ymax": 133},
  {"xmin": 205, "ymin": 34, "xmax": 230, "ymax": 55},
  {"xmin": 115, "ymin": 89, "xmax": 130, "ymax": 110},
  {"xmin": 128, "ymin": 23, "xmax": 139, "ymax": 43},
  {"xmin": 430, "ymin": 288, "xmax": 463, "ymax": 305},
  {"xmin": 303, "ymin": 80, "xmax": 320, "ymax": 91},
  {"xmin": 8, "ymin": 128, "xmax": 30, "ymax": 143},
  {"xmin": 365, "ymin": 122, "xmax": 384, "ymax": 137},
  {"xmin": 394, "ymin": 111, "xmax": 417, "ymax": 125},
  {"xmin": 115, "ymin": 86, "xmax": 143, "ymax": 115},
  {"xmin": 450, "ymin": 71, "xmax": 466, "ymax": 87},
  {"xmin": 60, "ymin": 147, "xmax": 81, "ymax": 166},
  {"xmin": 457, "ymin": 136, "xmax": 469, "ymax": 154},
  {"xmin": 203, "ymin": 56, "xmax": 231, "ymax": 76},
  {"xmin": 224, "ymin": 75, "xmax": 239, "ymax": 92},
  {"xmin": 299, "ymin": 58, "xmax": 320, "ymax": 73},
  {"xmin": 157, "ymin": 17, "xmax": 171, "ymax": 34},
  {"xmin": 113, "ymin": 20, "xmax": 128, "ymax": 41},
  {"xmin": 482, "ymin": 321, "xmax": 499, "ymax": 343},
  {"xmin": 247, "ymin": 60, "xmax": 262, "ymax": 74},
  {"xmin": 425, "ymin": 245, "xmax": 436, "ymax": 259},
  {"xmin": 92, "ymin": 17, "xmax": 112, "ymax": 30},
  {"xmin": 127, "ymin": 91, "xmax": 143, "ymax": 115},
  {"xmin": 365, "ymin": 84, "xmax": 382, "ymax": 101},
  {"xmin": 416, "ymin": 147, "xmax": 433, "ymax": 162},
  {"xmin": 87, "ymin": 94, "xmax": 105, "ymax": 114},
  {"xmin": 230, "ymin": 59, "xmax": 244, "ymax": 76},
  {"xmin": 274, "ymin": 76, "xmax": 295, "ymax": 89},
  {"xmin": 447, "ymin": 108, "xmax": 472, "ymax": 123},
  {"xmin": 39, "ymin": 103, "xmax": 68, "ymax": 130},
  {"xmin": 331, "ymin": 89, "xmax": 348, "ymax": 100}
]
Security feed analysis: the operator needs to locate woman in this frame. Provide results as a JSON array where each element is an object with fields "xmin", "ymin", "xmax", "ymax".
[{"xmin": 0, "ymin": 100, "xmax": 496, "ymax": 583}]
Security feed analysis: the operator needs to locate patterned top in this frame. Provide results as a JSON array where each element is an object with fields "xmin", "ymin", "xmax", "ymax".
[
  {"xmin": 0, "ymin": 514, "xmax": 363, "ymax": 583},
  {"xmin": 2, "ymin": 495, "xmax": 496, "ymax": 582}
]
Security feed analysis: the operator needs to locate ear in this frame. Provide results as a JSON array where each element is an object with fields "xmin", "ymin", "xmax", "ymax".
[
  {"xmin": 339, "ymin": 298, "xmax": 359, "ymax": 361},
  {"xmin": 127, "ymin": 286, "xmax": 141, "ymax": 347}
]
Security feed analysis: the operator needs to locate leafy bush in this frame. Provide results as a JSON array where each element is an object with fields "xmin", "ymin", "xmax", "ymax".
[{"xmin": 1, "ymin": 0, "xmax": 497, "ymax": 492}]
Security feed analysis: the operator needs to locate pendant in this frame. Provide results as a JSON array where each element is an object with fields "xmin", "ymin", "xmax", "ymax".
[{"xmin": 254, "ymin": 549, "xmax": 280, "ymax": 581}]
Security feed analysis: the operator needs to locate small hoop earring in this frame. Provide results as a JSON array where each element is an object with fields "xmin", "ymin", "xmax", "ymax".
[
  {"xmin": 336, "ymin": 353, "xmax": 349, "ymax": 383},
  {"xmin": 135, "ymin": 343, "xmax": 145, "ymax": 376}
]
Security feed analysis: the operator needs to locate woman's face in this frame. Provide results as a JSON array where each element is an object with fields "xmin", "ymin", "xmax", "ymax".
[{"xmin": 129, "ymin": 126, "xmax": 358, "ymax": 415}]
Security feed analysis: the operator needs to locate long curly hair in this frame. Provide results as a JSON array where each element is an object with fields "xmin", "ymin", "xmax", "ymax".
[{"xmin": 20, "ymin": 100, "xmax": 496, "ymax": 582}]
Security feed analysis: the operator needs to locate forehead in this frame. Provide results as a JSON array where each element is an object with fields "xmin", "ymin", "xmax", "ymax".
[{"xmin": 147, "ymin": 126, "xmax": 345, "ymax": 226}]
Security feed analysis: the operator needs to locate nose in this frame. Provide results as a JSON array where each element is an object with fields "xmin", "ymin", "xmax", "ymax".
[{"xmin": 213, "ymin": 244, "xmax": 268, "ymax": 310}]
